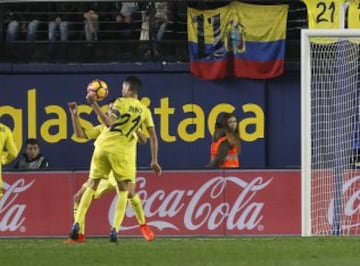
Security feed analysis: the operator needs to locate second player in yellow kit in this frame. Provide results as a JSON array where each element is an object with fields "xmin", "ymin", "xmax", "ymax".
[
  {"xmin": 89, "ymin": 96, "xmax": 154, "ymax": 182},
  {"xmin": 66, "ymin": 98, "xmax": 155, "ymax": 243}
]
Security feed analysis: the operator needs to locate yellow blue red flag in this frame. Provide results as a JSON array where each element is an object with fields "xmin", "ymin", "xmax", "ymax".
[{"xmin": 187, "ymin": 2, "xmax": 289, "ymax": 80}]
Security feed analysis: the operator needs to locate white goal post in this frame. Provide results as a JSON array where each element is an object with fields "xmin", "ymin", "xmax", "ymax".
[{"xmin": 301, "ymin": 29, "xmax": 360, "ymax": 236}]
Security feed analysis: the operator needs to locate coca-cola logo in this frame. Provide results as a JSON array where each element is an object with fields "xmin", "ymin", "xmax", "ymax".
[
  {"xmin": 109, "ymin": 175, "xmax": 273, "ymax": 232},
  {"xmin": 328, "ymin": 175, "xmax": 360, "ymax": 229},
  {"xmin": 0, "ymin": 179, "xmax": 34, "ymax": 232}
]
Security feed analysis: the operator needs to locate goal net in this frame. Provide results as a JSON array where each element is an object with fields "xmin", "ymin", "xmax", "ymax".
[{"xmin": 301, "ymin": 30, "xmax": 360, "ymax": 236}]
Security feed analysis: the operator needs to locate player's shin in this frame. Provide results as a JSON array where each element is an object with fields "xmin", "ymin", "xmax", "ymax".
[
  {"xmin": 75, "ymin": 188, "xmax": 95, "ymax": 226},
  {"xmin": 112, "ymin": 190, "xmax": 129, "ymax": 231},
  {"xmin": 129, "ymin": 194, "xmax": 146, "ymax": 225}
]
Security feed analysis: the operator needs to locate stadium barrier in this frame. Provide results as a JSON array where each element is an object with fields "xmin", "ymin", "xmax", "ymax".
[{"xmin": 1, "ymin": 169, "xmax": 301, "ymax": 237}]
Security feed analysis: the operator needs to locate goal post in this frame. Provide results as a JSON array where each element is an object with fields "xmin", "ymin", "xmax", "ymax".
[{"xmin": 301, "ymin": 29, "xmax": 360, "ymax": 236}]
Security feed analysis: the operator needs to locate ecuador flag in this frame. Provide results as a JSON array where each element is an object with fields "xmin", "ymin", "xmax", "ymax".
[{"xmin": 187, "ymin": 2, "xmax": 289, "ymax": 80}]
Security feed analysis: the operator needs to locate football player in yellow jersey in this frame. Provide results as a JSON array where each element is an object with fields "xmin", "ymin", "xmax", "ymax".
[
  {"xmin": 0, "ymin": 123, "xmax": 19, "ymax": 198},
  {"xmin": 69, "ymin": 75, "xmax": 162, "ymax": 243},
  {"xmin": 65, "ymin": 100, "xmax": 153, "ymax": 243}
]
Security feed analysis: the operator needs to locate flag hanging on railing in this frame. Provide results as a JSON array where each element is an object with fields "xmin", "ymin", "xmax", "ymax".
[{"xmin": 187, "ymin": 2, "xmax": 289, "ymax": 80}]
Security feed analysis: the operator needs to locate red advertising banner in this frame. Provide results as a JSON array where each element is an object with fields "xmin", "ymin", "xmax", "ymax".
[
  {"xmin": 311, "ymin": 170, "xmax": 360, "ymax": 235},
  {"xmin": 0, "ymin": 170, "xmax": 301, "ymax": 237}
]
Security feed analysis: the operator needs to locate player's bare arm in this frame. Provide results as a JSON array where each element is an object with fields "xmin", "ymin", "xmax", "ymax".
[
  {"xmin": 86, "ymin": 91, "xmax": 114, "ymax": 127},
  {"xmin": 147, "ymin": 126, "xmax": 162, "ymax": 175},
  {"xmin": 68, "ymin": 102, "xmax": 87, "ymax": 139},
  {"xmin": 136, "ymin": 129, "xmax": 147, "ymax": 144}
]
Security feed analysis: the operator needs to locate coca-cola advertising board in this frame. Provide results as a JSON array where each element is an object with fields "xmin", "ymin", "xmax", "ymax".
[
  {"xmin": 0, "ymin": 170, "xmax": 301, "ymax": 237},
  {"xmin": 310, "ymin": 170, "xmax": 360, "ymax": 235}
]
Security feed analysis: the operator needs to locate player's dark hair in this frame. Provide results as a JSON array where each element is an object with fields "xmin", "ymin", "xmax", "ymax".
[
  {"xmin": 26, "ymin": 138, "xmax": 38, "ymax": 145},
  {"xmin": 125, "ymin": 75, "xmax": 142, "ymax": 94}
]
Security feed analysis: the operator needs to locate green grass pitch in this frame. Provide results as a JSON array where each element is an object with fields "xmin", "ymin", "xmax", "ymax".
[{"xmin": 0, "ymin": 237, "xmax": 359, "ymax": 266}]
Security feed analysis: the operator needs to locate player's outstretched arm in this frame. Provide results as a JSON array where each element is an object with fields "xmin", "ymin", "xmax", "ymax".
[
  {"xmin": 136, "ymin": 129, "xmax": 148, "ymax": 145},
  {"xmin": 86, "ymin": 92, "xmax": 114, "ymax": 127},
  {"xmin": 68, "ymin": 102, "xmax": 87, "ymax": 139}
]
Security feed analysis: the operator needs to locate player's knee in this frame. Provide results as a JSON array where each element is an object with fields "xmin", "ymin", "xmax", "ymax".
[
  {"xmin": 88, "ymin": 178, "xmax": 100, "ymax": 190},
  {"xmin": 128, "ymin": 191, "xmax": 135, "ymax": 198},
  {"xmin": 127, "ymin": 183, "xmax": 136, "ymax": 198}
]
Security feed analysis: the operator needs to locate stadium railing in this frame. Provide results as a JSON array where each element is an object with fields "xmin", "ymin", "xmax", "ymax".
[{"xmin": 0, "ymin": 0, "xmax": 307, "ymax": 69}]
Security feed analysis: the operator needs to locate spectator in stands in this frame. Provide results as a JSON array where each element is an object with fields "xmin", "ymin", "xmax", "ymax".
[
  {"xmin": 118, "ymin": 1, "xmax": 139, "ymax": 39},
  {"xmin": 151, "ymin": 2, "xmax": 172, "ymax": 41},
  {"xmin": 139, "ymin": 7, "xmax": 150, "ymax": 41},
  {"xmin": 14, "ymin": 138, "xmax": 50, "ymax": 169},
  {"xmin": 80, "ymin": 2, "xmax": 100, "ymax": 41},
  {"xmin": 48, "ymin": 2, "xmax": 77, "ymax": 41},
  {"xmin": 3, "ymin": 3, "xmax": 23, "ymax": 42},
  {"xmin": 167, "ymin": 2, "xmax": 187, "ymax": 40},
  {"xmin": 142, "ymin": 2, "xmax": 173, "ymax": 41},
  {"xmin": 4, "ymin": 2, "xmax": 47, "ymax": 42},
  {"xmin": 208, "ymin": 113, "xmax": 241, "ymax": 168},
  {"xmin": 101, "ymin": 1, "xmax": 139, "ymax": 40},
  {"xmin": 142, "ymin": 2, "xmax": 173, "ymax": 56}
]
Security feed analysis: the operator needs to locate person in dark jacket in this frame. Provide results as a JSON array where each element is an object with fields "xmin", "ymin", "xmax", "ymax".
[{"xmin": 14, "ymin": 138, "xmax": 50, "ymax": 169}]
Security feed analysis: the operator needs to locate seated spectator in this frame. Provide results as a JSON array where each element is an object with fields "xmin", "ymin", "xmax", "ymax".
[
  {"xmin": 141, "ymin": 2, "xmax": 171, "ymax": 42},
  {"xmin": 4, "ymin": 2, "xmax": 47, "ymax": 42},
  {"xmin": 118, "ymin": 1, "xmax": 138, "ymax": 39},
  {"xmin": 141, "ymin": 2, "xmax": 173, "ymax": 56},
  {"xmin": 3, "ymin": 3, "xmax": 23, "ymax": 41},
  {"xmin": 139, "ymin": 8, "xmax": 149, "ymax": 41},
  {"xmin": 48, "ymin": 2, "xmax": 78, "ymax": 41},
  {"xmin": 101, "ymin": 1, "xmax": 139, "ymax": 40},
  {"xmin": 168, "ymin": 2, "xmax": 187, "ymax": 40},
  {"xmin": 151, "ymin": 2, "xmax": 172, "ymax": 42},
  {"xmin": 79, "ymin": 2, "xmax": 100, "ymax": 41},
  {"xmin": 14, "ymin": 138, "xmax": 50, "ymax": 169}
]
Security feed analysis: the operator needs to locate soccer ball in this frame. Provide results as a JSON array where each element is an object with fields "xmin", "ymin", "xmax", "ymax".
[{"xmin": 87, "ymin": 79, "xmax": 109, "ymax": 101}]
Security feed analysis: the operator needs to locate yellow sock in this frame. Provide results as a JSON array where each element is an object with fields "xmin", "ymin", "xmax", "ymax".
[
  {"xmin": 129, "ymin": 194, "xmax": 146, "ymax": 225},
  {"xmin": 75, "ymin": 187, "xmax": 95, "ymax": 234},
  {"xmin": 112, "ymin": 190, "xmax": 129, "ymax": 231},
  {"xmin": 79, "ymin": 220, "xmax": 86, "ymax": 235}
]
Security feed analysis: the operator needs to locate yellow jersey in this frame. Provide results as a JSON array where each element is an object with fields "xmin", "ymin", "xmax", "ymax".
[
  {"xmin": 85, "ymin": 123, "xmax": 140, "ymax": 144},
  {"xmin": 85, "ymin": 124, "xmax": 104, "ymax": 140},
  {"xmin": 94, "ymin": 97, "xmax": 154, "ymax": 153}
]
